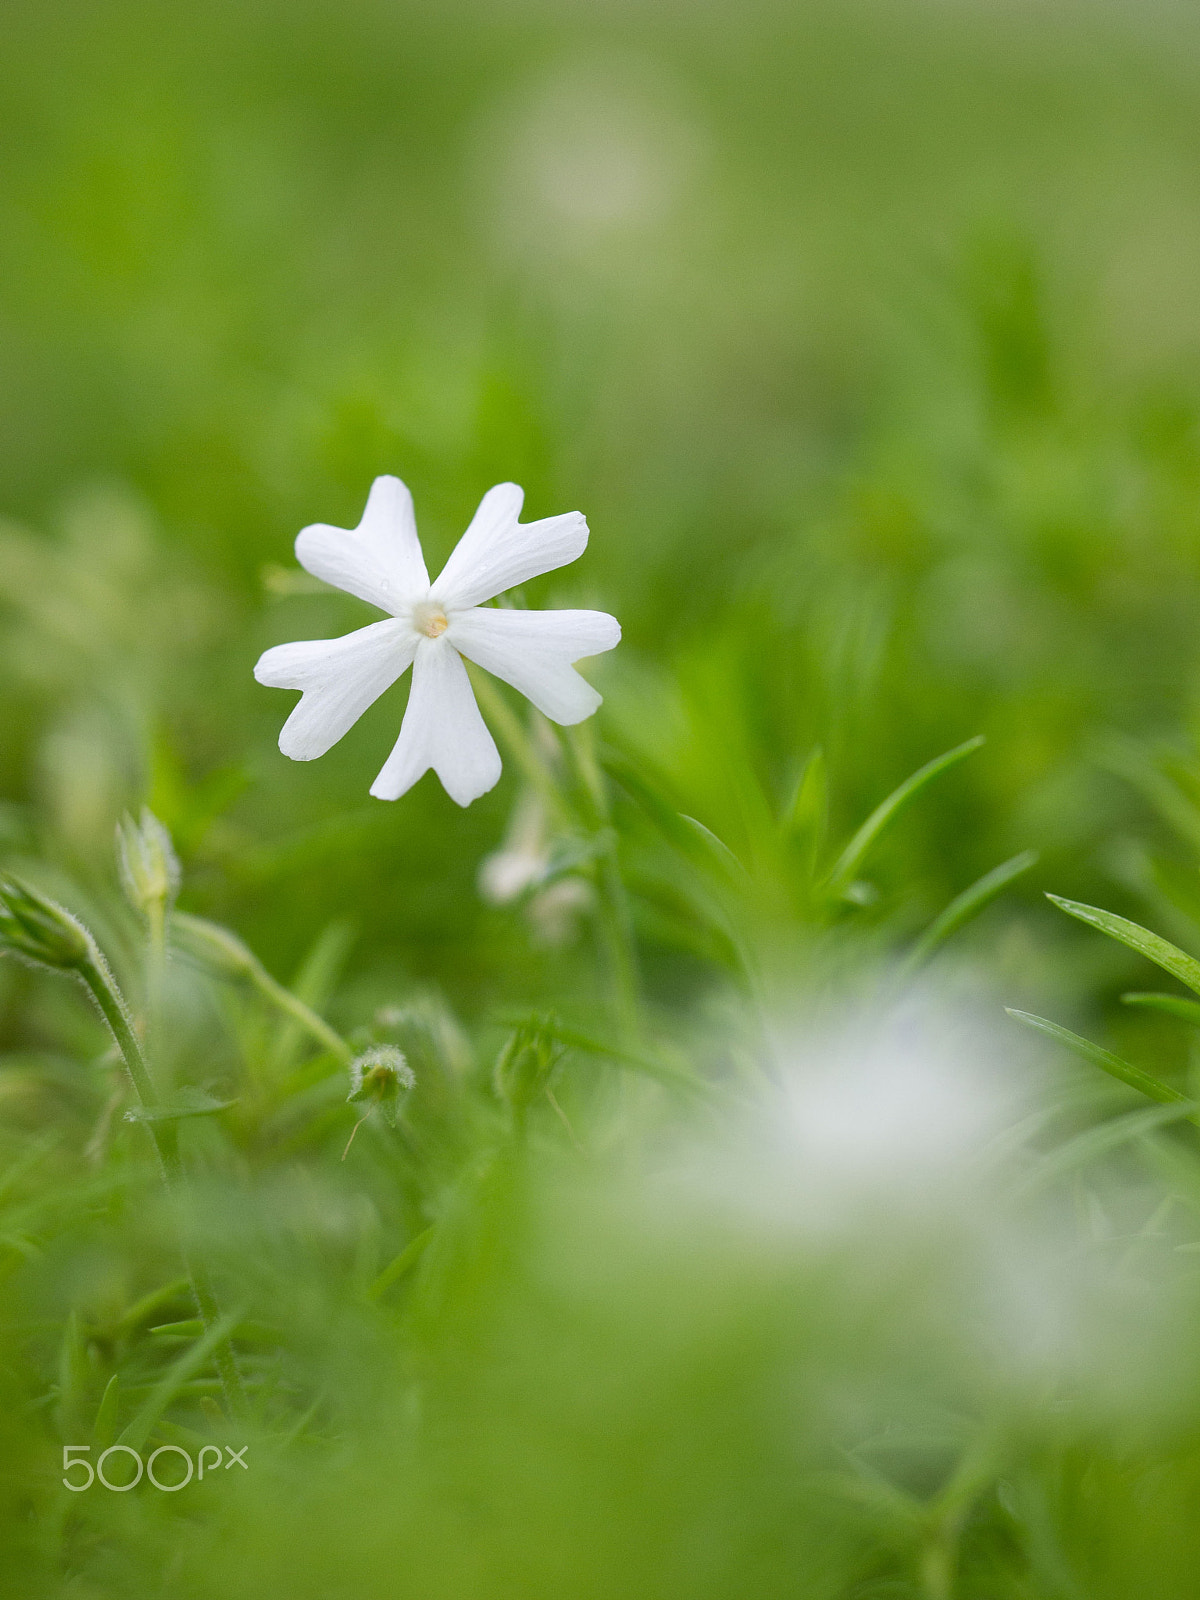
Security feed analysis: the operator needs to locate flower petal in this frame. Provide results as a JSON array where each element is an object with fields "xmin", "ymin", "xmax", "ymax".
[
  {"xmin": 432, "ymin": 483, "xmax": 589, "ymax": 610},
  {"xmin": 447, "ymin": 607, "xmax": 620, "ymax": 725},
  {"xmin": 255, "ymin": 618, "xmax": 416, "ymax": 760},
  {"xmin": 370, "ymin": 638, "xmax": 502, "ymax": 806},
  {"xmin": 295, "ymin": 475, "xmax": 430, "ymax": 614}
]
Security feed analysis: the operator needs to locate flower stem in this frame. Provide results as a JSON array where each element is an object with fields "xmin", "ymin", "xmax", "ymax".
[
  {"xmin": 248, "ymin": 965, "xmax": 351, "ymax": 1063},
  {"xmin": 79, "ymin": 951, "xmax": 247, "ymax": 1418},
  {"xmin": 465, "ymin": 669, "xmax": 565, "ymax": 818},
  {"xmin": 565, "ymin": 724, "xmax": 641, "ymax": 1041},
  {"xmin": 145, "ymin": 897, "xmax": 168, "ymax": 1064}
]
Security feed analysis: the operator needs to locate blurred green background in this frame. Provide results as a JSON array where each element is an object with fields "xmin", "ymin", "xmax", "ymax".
[
  {"xmin": 9, "ymin": 3, "xmax": 1200, "ymax": 1595},
  {"xmin": 6, "ymin": 0, "xmax": 1200, "ymax": 1017}
]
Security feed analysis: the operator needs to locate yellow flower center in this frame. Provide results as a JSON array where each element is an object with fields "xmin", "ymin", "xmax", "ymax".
[{"xmin": 413, "ymin": 601, "xmax": 449, "ymax": 638}]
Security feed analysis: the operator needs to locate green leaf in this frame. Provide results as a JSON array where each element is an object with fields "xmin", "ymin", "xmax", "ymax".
[
  {"xmin": 782, "ymin": 746, "xmax": 828, "ymax": 878},
  {"xmin": 1018, "ymin": 1101, "xmax": 1199, "ymax": 1196},
  {"xmin": 1005, "ymin": 1008, "xmax": 1188, "ymax": 1106},
  {"xmin": 93, "ymin": 1373, "xmax": 120, "ymax": 1449},
  {"xmin": 123, "ymin": 1087, "xmax": 237, "ymax": 1123},
  {"xmin": 825, "ymin": 736, "xmax": 985, "ymax": 897},
  {"xmin": 56, "ymin": 1310, "xmax": 90, "ymax": 1442},
  {"xmin": 149, "ymin": 1318, "xmax": 280, "ymax": 1345},
  {"xmin": 368, "ymin": 1226, "xmax": 434, "ymax": 1302},
  {"xmin": 605, "ymin": 751, "xmax": 748, "ymax": 887},
  {"xmin": 677, "ymin": 814, "xmax": 748, "ymax": 880},
  {"xmin": 1046, "ymin": 895, "xmax": 1200, "ymax": 999},
  {"xmin": 909, "ymin": 850, "xmax": 1038, "ymax": 966},
  {"xmin": 117, "ymin": 1309, "xmax": 242, "ymax": 1453},
  {"xmin": 495, "ymin": 1012, "xmax": 719, "ymax": 1101},
  {"xmin": 113, "ymin": 1279, "xmax": 191, "ymax": 1339},
  {"xmin": 1121, "ymin": 991, "xmax": 1200, "ymax": 1026}
]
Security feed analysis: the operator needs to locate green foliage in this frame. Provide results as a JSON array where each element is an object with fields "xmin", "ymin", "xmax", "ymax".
[{"xmin": 7, "ymin": 1, "xmax": 1200, "ymax": 1594}]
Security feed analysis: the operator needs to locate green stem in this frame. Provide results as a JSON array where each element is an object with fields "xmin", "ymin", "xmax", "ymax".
[
  {"xmin": 80, "ymin": 952, "xmax": 247, "ymax": 1417},
  {"xmin": 466, "ymin": 669, "xmax": 564, "ymax": 817},
  {"xmin": 565, "ymin": 725, "xmax": 641, "ymax": 1041},
  {"xmin": 595, "ymin": 846, "xmax": 641, "ymax": 1042},
  {"xmin": 248, "ymin": 965, "xmax": 351, "ymax": 1063},
  {"xmin": 470, "ymin": 667, "xmax": 642, "ymax": 1037},
  {"xmin": 145, "ymin": 898, "xmax": 168, "ymax": 1067}
]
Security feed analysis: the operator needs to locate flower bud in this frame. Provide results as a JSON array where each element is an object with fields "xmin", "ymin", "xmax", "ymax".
[
  {"xmin": 347, "ymin": 1046, "xmax": 414, "ymax": 1128},
  {"xmin": 0, "ymin": 877, "xmax": 95, "ymax": 971},
  {"xmin": 116, "ymin": 807, "xmax": 180, "ymax": 918},
  {"xmin": 493, "ymin": 1016, "xmax": 562, "ymax": 1116}
]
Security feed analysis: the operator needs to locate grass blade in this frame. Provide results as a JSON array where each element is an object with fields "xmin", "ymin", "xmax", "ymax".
[
  {"xmin": 117, "ymin": 1308, "xmax": 242, "ymax": 1452},
  {"xmin": 909, "ymin": 849, "xmax": 1038, "ymax": 966},
  {"xmin": 1006, "ymin": 1008, "xmax": 1188, "ymax": 1106},
  {"xmin": 677, "ymin": 814, "xmax": 748, "ymax": 880},
  {"xmin": 368, "ymin": 1227, "xmax": 434, "ymax": 1302},
  {"xmin": 1017, "ymin": 1101, "xmax": 1199, "ymax": 1197},
  {"xmin": 825, "ymin": 736, "xmax": 985, "ymax": 897},
  {"xmin": 1046, "ymin": 895, "xmax": 1200, "ymax": 999},
  {"xmin": 782, "ymin": 747, "xmax": 828, "ymax": 879},
  {"xmin": 1121, "ymin": 991, "xmax": 1200, "ymax": 1026},
  {"xmin": 93, "ymin": 1373, "xmax": 120, "ymax": 1449}
]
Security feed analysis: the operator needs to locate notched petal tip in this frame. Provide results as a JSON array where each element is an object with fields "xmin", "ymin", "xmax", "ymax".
[
  {"xmin": 550, "ymin": 679, "xmax": 604, "ymax": 726},
  {"xmin": 277, "ymin": 726, "xmax": 322, "ymax": 762},
  {"xmin": 584, "ymin": 611, "xmax": 620, "ymax": 653},
  {"xmin": 254, "ymin": 645, "xmax": 299, "ymax": 688}
]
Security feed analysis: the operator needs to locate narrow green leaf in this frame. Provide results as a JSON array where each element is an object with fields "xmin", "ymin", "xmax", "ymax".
[
  {"xmin": 1006, "ymin": 1008, "xmax": 1188, "ymax": 1106},
  {"xmin": 909, "ymin": 850, "xmax": 1038, "ymax": 966},
  {"xmin": 114, "ymin": 1278, "xmax": 190, "ymax": 1339},
  {"xmin": 149, "ymin": 1319, "xmax": 279, "ymax": 1345},
  {"xmin": 1046, "ymin": 895, "xmax": 1200, "ymax": 999},
  {"xmin": 677, "ymin": 815, "xmax": 748, "ymax": 880},
  {"xmin": 825, "ymin": 736, "xmax": 985, "ymax": 896},
  {"xmin": 368, "ymin": 1227, "xmax": 434, "ymax": 1302},
  {"xmin": 1121, "ymin": 991, "xmax": 1200, "ymax": 1026},
  {"xmin": 123, "ymin": 1088, "xmax": 237, "ymax": 1124},
  {"xmin": 93, "ymin": 1373, "xmax": 120, "ymax": 1449},
  {"xmin": 497, "ymin": 1013, "xmax": 717, "ymax": 1100},
  {"xmin": 117, "ymin": 1308, "xmax": 241, "ymax": 1453},
  {"xmin": 782, "ymin": 746, "xmax": 828, "ymax": 862},
  {"xmin": 56, "ymin": 1310, "xmax": 90, "ymax": 1442},
  {"xmin": 1018, "ymin": 1101, "xmax": 1199, "ymax": 1197}
]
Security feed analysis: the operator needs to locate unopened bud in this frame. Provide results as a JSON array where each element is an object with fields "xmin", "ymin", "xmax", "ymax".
[
  {"xmin": 493, "ymin": 1016, "xmax": 562, "ymax": 1115},
  {"xmin": 0, "ymin": 877, "xmax": 95, "ymax": 971},
  {"xmin": 347, "ymin": 1046, "xmax": 414, "ymax": 1129},
  {"xmin": 116, "ymin": 808, "xmax": 180, "ymax": 917}
]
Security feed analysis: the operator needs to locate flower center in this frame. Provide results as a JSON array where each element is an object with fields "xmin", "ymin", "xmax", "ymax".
[{"xmin": 412, "ymin": 600, "xmax": 449, "ymax": 639}]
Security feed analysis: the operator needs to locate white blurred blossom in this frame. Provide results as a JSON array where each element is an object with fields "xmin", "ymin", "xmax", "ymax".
[{"xmin": 479, "ymin": 792, "xmax": 594, "ymax": 945}]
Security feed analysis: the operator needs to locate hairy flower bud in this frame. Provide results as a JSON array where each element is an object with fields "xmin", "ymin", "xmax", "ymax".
[
  {"xmin": 116, "ymin": 807, "xmax": 181, "ymax": 918},
  {"xmin": 347, "ymin": 1046, "xmax": 415, "ymax": 1129},
  {"xmin": 0, "ymin": 877, "xmax": 95, "ymax": 971}
]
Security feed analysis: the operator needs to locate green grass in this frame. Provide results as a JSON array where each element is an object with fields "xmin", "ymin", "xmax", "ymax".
[{"xmin": 8, "ymin": 1, "xmax": 1200, "ymax": 1594}]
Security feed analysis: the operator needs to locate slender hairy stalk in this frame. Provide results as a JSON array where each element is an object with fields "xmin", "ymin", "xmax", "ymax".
[
  {"xmin": 79, "ymin": 951, "xmax": 248, "ymax": 1417},
  {"xmin": 172, "ymin": 909, "xmax": 351, "ymax": 1063},
  {"xmin": 248, "ymin": 964, "xmax": 352, "ymax": 1062}
]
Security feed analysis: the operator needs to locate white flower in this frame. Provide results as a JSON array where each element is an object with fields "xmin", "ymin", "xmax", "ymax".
[
  {"xmin": 254, "ymin": 476, "xmax": 621, "ymax": 805},
  {"xmin": 478, "ymin": 792, "xmax": 553, "ymax": 904}
]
